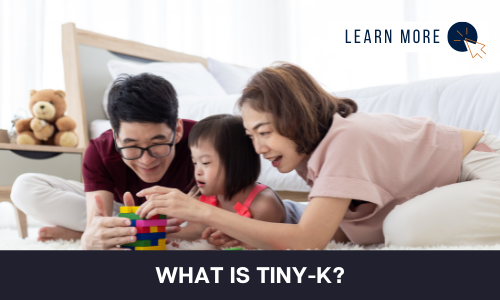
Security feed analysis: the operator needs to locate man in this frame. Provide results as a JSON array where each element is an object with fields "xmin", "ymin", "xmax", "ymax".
[{"xmin": 11, "ymin": 73, "xmax": 195, "ymax": 250}]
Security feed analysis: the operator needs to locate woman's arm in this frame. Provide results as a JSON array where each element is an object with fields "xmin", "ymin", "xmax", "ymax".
[
  {"xmin": 205, "ymin": 197, "xmax": 350, "ymax": 250},
  {"xmin": 203, "ymin": 192, "xmax": 286, "ymax": 249},
  {"xmin": 136, "ymin": 187, "xmax": 351, "ymax": 250}
]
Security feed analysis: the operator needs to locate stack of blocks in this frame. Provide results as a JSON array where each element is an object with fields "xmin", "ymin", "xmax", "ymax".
[{"xmin": 119, "ymin": 206, "xmax": 168, "ymax": 251}]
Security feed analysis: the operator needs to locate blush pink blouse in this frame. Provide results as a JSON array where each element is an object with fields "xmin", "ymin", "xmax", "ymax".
[{"xmin": 295, "ymin": 112, "xmax": 463, "ymax": 245}]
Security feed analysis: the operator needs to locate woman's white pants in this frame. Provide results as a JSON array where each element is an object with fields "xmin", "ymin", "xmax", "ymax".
[{"xmin": 384, "ymin": 130, "xmax": 500, "ymax": 247}]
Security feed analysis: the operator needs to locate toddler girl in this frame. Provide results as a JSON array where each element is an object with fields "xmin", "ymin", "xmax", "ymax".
[{"xmin": 169, "ymin": 114, "xmax": 305, "ymax": 248}]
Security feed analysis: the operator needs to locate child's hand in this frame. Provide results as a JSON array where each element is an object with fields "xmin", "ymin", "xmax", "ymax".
[
  {"xmin": 202, "ymin": 227, "xmax": 240, "ymax": 248},
  {"xmin": 135, "ymin": 186, "xmax": 210, "ymax": 223}
]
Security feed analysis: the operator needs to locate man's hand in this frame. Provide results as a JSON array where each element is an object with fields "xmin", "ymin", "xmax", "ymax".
[{"xmin": 81, "ymin": 192, "xmax": 137, "ymax": 250}]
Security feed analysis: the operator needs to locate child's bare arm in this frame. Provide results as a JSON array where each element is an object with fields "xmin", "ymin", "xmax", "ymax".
[
  {"xmin": 203, "ymin": 227, "xmax": 256, "ymax": 249},
  {"xmin": 203, "ymin": 190, "xmax": 285, "ymax": 249},
  {"xmin": 168, "ymin": 222, "xmax": 208, "ymax": 241}
]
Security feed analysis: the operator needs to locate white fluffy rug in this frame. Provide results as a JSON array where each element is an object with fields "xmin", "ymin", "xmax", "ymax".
[{"xmin": 2, "ymin": 227, "xmax": 500, "ymax": 250}]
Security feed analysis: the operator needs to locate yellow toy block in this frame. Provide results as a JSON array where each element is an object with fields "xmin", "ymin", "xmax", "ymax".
[
  {"xmin": 120, "ymin": 206, "xmax": 140, "ymax": 214},
  {"xmin": 135, "ymin": 245, "xmax": 167, "ymax": 251},
  {"xmin": 150, "ymin": 226, "xmax": 157, "ymax": 233},
  {"xmin": 158, "ymin": 239, "xmax": 166, "ymax": 246},
  {"xmin": 120, "ymin": 206, "xmax": 133, "ymax": 213}
]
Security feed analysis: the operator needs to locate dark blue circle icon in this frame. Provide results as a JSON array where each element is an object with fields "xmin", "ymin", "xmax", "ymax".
[{"xmin": 448, "ymin": 22, "xmax": 477, "ymax": 52}]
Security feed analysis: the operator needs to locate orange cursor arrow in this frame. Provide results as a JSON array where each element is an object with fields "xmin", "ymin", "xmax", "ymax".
[{"xmin": 464, "ymin": 38, "xmax": 486, "ymax": 58}]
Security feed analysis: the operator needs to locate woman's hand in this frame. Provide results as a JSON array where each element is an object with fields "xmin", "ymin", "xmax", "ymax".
[{"xmin": 136, "ymin": 186, "xmax": 211, "ymax": 223}]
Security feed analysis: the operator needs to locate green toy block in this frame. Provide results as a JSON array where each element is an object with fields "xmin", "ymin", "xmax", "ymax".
[
  {"xmin": 118, "ymin": 213, "xmax": 146, "ymax": 220},
  {"xmin": 158, "ymin": 215, "xmax": 167, "ymax": 219},
  {"xmin": 122, "ymin": 239, "xmax": 152, "ymax": 247},
  {"xmin": 224, "ymin": 247, "xmax": 243, "ymax": 251}
]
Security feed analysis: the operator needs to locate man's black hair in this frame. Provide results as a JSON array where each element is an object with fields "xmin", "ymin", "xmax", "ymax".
[{"xmin": 108, "ymin": 73, "xmax": 178, "ymax": 134}]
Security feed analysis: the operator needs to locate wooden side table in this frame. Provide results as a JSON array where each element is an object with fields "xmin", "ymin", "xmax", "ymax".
[
  {"xmin": 0, "ymin": 186, "xmax": 27, "ymax": 238},
  {"xmin": 0, "ymin": 143, "xmax": 85, "ymax": 238}
]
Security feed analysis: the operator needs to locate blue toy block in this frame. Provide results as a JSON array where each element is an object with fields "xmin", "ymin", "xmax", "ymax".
[
  {"xmin": 128, "ymin": 220, "xmax": 136, "ymax": 227},
  {"xmin": 135, "ymin": 232, "xmax": 166, "ymax": 241}
]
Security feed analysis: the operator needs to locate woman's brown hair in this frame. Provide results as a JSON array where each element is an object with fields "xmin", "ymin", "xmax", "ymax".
[{"xmin": 237, "ymin": 62, "xmax": 357, "ymax": 154}]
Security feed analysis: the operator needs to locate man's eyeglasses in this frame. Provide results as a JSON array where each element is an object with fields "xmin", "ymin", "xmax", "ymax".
[{"xmin": 113, "ymin": 126, "xmax": 177, "ymax": 160}]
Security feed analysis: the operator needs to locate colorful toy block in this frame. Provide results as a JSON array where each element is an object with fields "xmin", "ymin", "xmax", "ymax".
[
  {"xmin": 121, "ymin": 238, "xmax": 166, "ymax": 248},
  {"xmin": 120, "ymin": 206, "xmax": 135, "ymax": 213},
  {"xmin": 136, "ymin": 232, "xmax": 166, "ymax": 240},
  {"xmin": 118, "ymin": 213, "xmax": 145, "ymax": 220},
  {"xmin": 136, "ymin": 219, "xmax": 167, "ymax": 227},
  {"xmin": 224, "ymin": 247, "xmax": 243, "ymax": 251},
  {"xmin": 136, "ymin": 227, "xmax": 150, "ymax": 233},
  {"xmin": 122, "ymin": 239, "xmax": 153, "ymax": 247},
  {"xmin": 135, "ymin": 245, "xmax": 167, "ymax": 251},
  {"xmin": 118, "ymin": 206, "xmax": 167, "ymax": 251},
  {"xmin": 135, "ymin": 226, "xmax": 166, "ymax": 233}
]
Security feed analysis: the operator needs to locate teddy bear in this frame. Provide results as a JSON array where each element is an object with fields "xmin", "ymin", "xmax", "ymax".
[{"xmin": 15, "ymin": 89, "xmax": 79, "ymax": 147}]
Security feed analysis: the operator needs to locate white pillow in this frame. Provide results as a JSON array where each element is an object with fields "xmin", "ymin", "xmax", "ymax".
[
  {"xmin": 207, "ymin": 57, "xmax": 257, "ymax": 94},
  {"xmin": 107, "ymin": 60, "xmax": 227, "ymax": 98},
  {"xmin": 102, "ymin": 82, "xmax": 113, "ymax": 119},
  {"xmin": 177, "ymin": 94, "xmax": 241, "ymax": 121}
]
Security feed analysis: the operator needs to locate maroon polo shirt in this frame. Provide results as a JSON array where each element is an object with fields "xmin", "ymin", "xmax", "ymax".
[{"xmin": 83, "ymin": 119, "xmax": 196, "ymax": 205}]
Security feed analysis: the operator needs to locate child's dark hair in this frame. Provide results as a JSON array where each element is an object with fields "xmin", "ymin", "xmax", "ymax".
[
  {"xmin": 188, "ymin": 114, "xmax": 260, "ymax": 200},
  {"xmin": 108, "ymin": 73, "xmax": 178, "ymax": 134}
]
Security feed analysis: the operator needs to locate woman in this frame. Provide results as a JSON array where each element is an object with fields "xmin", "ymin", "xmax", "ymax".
[{"xmin": 135, "ymin": 62, "xmax": 500, "ymax": 249}]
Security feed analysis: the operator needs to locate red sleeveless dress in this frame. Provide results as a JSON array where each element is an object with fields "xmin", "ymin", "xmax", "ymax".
[{"xmin": 199, "ymin": 184, "xmax": 268, "ymax": 218}]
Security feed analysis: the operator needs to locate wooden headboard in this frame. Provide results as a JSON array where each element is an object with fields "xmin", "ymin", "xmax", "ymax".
[
  {"xmin": 61, "ymin": 22, "xmax": 207, "ymax": 149},
  {"xmin": 61, "ymin": 23, "xmax": 308, "ymax": 202}
]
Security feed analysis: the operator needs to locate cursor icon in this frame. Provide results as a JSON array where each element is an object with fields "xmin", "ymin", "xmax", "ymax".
[{"xmin": 464, "ymin": 38, "xmax": 486, "ymax": 58}]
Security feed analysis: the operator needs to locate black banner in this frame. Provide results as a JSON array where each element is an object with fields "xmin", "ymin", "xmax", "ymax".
[{"xmin": 1, "ymin": 250, "xmax": 497, "ymax": 299}]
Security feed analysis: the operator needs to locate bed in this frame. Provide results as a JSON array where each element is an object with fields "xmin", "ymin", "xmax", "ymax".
[{"xmin": 61, "ymin": 23, "xmax": 310, "ymax": 201}]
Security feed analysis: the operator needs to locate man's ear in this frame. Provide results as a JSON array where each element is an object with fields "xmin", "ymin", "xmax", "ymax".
[{"xmin": 175, "ymin": 118, "xmax": 184, "ymax": 144}]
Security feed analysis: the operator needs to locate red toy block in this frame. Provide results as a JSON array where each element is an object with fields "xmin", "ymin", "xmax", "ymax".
[
  {"xmin": 136, "ymin": 227, "xmax": 150, "ymax": 233},
  {"xmin": 150, "ymin": 214, "xmax": 167, "ymax": 219},
  {"xmin": 135, "ymin": 219, "xmax": 167, "ymax": 227}
]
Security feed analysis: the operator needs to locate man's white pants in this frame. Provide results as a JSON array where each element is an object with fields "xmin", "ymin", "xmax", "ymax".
[{"xmin": 11, "ymin": 174, "xmax": 123, "ymax": 232}]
